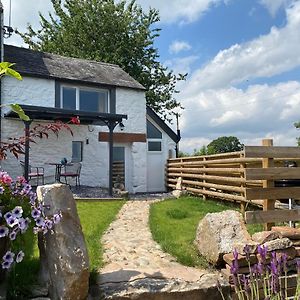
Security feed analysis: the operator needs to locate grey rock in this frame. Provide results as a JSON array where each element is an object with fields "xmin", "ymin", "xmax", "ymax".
[
  {"xmin": 195, "ymin": 210, "xmax": 252, "ymax": 266},
  {"xmin": 30, "ymin": 285, "xmax": 48, "ymax": 297},
  {"xmin": 262, "ymin": 238, "xmax": 293, "ymax": 252},
  {"xmin": 99, "ymin": 273, "xmax": 230, "ymax": 300},
  {"xmin": 233, "ymin": 240, "xmax": 259, "ymax": 255},
  {"xmin": 37, "ymin": 184, "xmax": 89, "ymax": 300},
  {"xmin": 252, "ymin": 231, "xmax": 281, "ymax": 244}
]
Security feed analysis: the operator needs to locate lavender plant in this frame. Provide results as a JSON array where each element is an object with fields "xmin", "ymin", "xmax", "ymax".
[
  {"xmin": 0, "ymin": 171, "xmax": 62, "ymax": 270},
  {"xmin": 228, "ymin": 245, "xmax": 300, "ymax": 300}
]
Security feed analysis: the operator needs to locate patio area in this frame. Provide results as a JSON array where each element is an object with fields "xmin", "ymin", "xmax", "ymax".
[{"xmin": 71, "ymin": 185, "xmax": 173, "ymax": 200}]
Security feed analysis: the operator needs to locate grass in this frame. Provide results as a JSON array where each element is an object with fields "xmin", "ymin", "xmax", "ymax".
[
  {"xmin": 76, "ymin": 200, "xmax": 125, "ymax": 280},
  {"xmin": 7, "ymin": 230, "xmax": 40, "ymax": 299},
  {"xmin": 6, "ymin": 200, "xmax": 124, "ymax": 299},
  {"xmin": 149, "ymin": 196, "xmax": 263, "ymax": 269}
]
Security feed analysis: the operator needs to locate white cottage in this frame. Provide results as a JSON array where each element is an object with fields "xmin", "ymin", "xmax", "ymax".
[{"xmin": 1, "ymin": 45, "xmax": 179, "ymax": 193}]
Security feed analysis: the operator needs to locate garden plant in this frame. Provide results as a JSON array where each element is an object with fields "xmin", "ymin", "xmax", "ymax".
[{"xmin": 222, "ymin": 245, "xmax": 300, "ymax": 300}]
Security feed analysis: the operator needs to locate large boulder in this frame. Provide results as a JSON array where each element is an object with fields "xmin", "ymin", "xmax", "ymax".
[
  {"xmin": 195, "ymin": 210, "xmax": 252, "ymax": 266},
  {"xmin": 37, "ymin": 184, "xmax": 89, "ymax": 300}
]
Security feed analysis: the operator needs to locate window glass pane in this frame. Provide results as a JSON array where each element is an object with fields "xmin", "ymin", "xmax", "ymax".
[
  {"xmin": 79, "ymin": 89, "xmax": 108, "ymax": 112},
  {"xmin": 72, "ymin": 141, "xmax": 83, "ymax": 162},
  {"xmin": 147, "ymin": 120, "xmax": 162, "ymax": 139},
  {"xmin": 148, "ymin": 141, "xmax": 161, "ymax": 151},
  {"xmin": 62, "ymin": 87, "xmax": 76, "ymax": 110},
  {"xmin": 113, "ymin": 147, "xmax": 125, "ymax": 162}
]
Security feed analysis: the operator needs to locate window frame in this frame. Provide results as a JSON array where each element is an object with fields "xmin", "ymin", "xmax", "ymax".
[
  {"xmin": 72, "ymin": 141, "xmax": 83, "ymax": 162},
  {"xmin": 60, "ymin": 84, "xmax": 110, "ymax": 113},
  {"xmin": 147, "ymin": 119, "xmax": 163, "ymax": 153}
]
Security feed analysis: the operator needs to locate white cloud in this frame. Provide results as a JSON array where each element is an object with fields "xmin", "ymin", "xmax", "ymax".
[
  {"xmin": 137, "ymin": 0, "xmax": 231, "ymax": 24},
  {"xmin": 169, "ymin": 40, "xmax": 191, "ymax": 54},
  {"xmin": 164, "ymin": 55, "xmax": 199, "ymax": 76},
  {"xmin": 178, "ymin": 81, "xmax": 300, "ymax": 153},
  {"xmin": 2, "ymin": 0, "xmax": 54, "ymax": 46},
  {"xmin": 184, "ymin": 2, "xmax": 300, "ymax": 93},
  {"xmin": 260, "ymin": 0, "xmax": 295, "ymax": 17}
]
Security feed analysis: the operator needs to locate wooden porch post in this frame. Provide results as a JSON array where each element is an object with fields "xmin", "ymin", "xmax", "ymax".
[{"xmin": 24, "ymin": 120, "xmax": 32, "ymax": 182}]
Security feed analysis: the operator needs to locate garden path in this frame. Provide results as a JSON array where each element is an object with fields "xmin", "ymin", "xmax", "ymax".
[{"xmin": 95, "ymin": 200, "xmax": 229, "ymax": 299}]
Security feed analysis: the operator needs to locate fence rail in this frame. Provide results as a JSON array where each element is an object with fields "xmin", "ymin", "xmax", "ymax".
[{"xmin": 166, "ymin": 139, "xmax": 300, "ymax": 229}]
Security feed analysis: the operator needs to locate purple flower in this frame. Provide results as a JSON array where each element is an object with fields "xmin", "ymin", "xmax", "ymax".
[
  {"xmin": 2, "ymin": 260, "xmax": 12, "ymax": 269},
  {"xmin": 31, "ymin": 208, "xmax": 41, "ymax": 219},
  {"xmin": 0, "ymin": 226, "xmax": 9, "ymax": 238},
  {"xmin": 4, "ymin": 212, "xmax": 12, "ymax": 221},
  {"xmin": 35, "ymin": 217, "xmax": 45, "ymax": 227},
  {"xmin": 257, "ymin": 262, "xmax": 264, "ymax": 276},
  {"xmin": 9, "ymin": 231, "xmax": 17, "ymax": 241},
  {"xmin": 3, "ymin": 251, "xmax": 14, "ymax": 263},
  {"xmin": 233, "ymin": 248, "xmax": 239, "ymax": 260},
  {"xmin": 257, "ymin": 245, "xmax": 268, "ymax": 263},
  {"xmin": 230, "ymin": 260, "xmax": 239, "ymax": 275},
  {"xmin": 29, "ymin": 193, "xmax": 37, "ymax": 205},
  {"xmin": 16, "ymin": 251, "xmax": 24, "ymax": 263},
  {"xmin": 21, "ymin": 184, "xmax": 31, "ymax": 196},
  {"xmin": 281, "ymin": 253, "xmax": 288, "ymax": 273},
  {"xmin": 45, "ymin": 219, "xmax": 53, "ymax": 230},
  {"xmin": 6, "ymin": 216, "xmax": 18, "ymax": 228},
  {"xmin": 0, "ymin": 186, "xmax": 4, "ymax": 194},
  {"xmin": 17, "ymin": 218, "xmax": 26, "ymax": 231},
  {"xmin": 243, "ymin": 244, "xmax": 251, "ymax": 260},
  {"xmin": 53, "ymin": 213, "xmax": 62, "ymax": 224},
  {"xmin": 12, "ymin": 206, "xmax": 23, "ymax": 218}
]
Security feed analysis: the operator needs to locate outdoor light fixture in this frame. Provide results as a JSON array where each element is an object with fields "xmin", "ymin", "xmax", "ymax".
[{"xmin": 119, "ymin": 122, "xmax": 125, "ymax": 131}]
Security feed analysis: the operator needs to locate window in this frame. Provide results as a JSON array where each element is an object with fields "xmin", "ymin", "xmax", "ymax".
[
  {"xmin": 62, "ymin": 87, "xmax": 76, "ymax": 110},
  {"xmin": 148, "ymin": 141, "xmax": 161, "ymax": 151},
  {"xmin": 72, "ymin": 141, "xmax": 83, "ymax": 162},
  {"xmin": 147, "ymin": 120, "xmax": 162, "ymax": 139},
  {"xmin": 147, "ymin": 120, "xmax": 162, "ymax": 152},
  {"xmin": 61, "ymin": 86, "xmax": 109, "ymax": 113}
]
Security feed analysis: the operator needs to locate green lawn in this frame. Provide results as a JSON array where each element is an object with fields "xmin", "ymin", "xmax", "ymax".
[
  {"xmin": 149, "ymin": 196, "xmax": 262, "ymax": 269},
  {"xmin": 7, "ymin": 200, "xmax": 124, "ymax": 299},
  {"xmin": 77, "ymin": 200, "xmax": 125, "ymax": 274}
]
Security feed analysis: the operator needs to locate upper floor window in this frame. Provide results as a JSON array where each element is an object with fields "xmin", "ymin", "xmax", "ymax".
[
  {"xmin": 61, "ymin": 86, "xmax": 109, "ymax": 113},
  {"xmin": 147, "ymin": 120, "xmax": 162, "ymax": 152}
]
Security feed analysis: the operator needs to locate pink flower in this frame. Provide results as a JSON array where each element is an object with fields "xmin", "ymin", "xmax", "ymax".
[
  {"xmin": 17, "ymin": 176, "xmax": 27, "ymax": 184},
  {"xmin": 0, "ymin": 171, "xmax": 12, "ymax": 185}
]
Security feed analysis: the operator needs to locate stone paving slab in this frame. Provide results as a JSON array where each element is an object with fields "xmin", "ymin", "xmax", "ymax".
[{"xmin": 96, "ymin": 200, "xmax": 230, "ymax": 300}]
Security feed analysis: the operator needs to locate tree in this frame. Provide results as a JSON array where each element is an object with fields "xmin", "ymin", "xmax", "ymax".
[
  {"xmin": 295, "ymin": 122, "xmax": 300, "ymax": 146},
  {"xmin": 207, "ymin": 136, "xmax": 243, "ymax": 154},
  {"xmin": 19, "ymin": 0, "xmax": 186, "ymax": 122},
  {"xmin": 193, "ymin": 145, "xmax": 207, "ymax": 156}
]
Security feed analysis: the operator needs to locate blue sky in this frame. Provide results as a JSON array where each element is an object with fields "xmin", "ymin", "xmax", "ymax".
[{"xmin": 3, "ymin": 0, "xmax": 300, "ymax": 152}]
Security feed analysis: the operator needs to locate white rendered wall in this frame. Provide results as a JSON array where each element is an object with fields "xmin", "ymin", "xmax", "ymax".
[
  {"xmin": 2, "ymin": 76, "xmax": 55, "ymax": 109},
  {"xmin": 146, "ymin": 116, "xmax": 177, "ymax": 192},
  {"xmin": 115, "ymin": 88, "xmax": 147, "ymax": 193},
  {"xmin": 1, "ymin": 81, "xmax": 148, "ymax": 192}
]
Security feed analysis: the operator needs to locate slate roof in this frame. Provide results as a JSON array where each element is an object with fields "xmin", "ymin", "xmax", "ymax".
[{"xmin": 4, "ymin": 44, "xmax": 145, "ymax": 90}]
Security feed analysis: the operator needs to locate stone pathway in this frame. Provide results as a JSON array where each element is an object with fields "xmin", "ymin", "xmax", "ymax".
[{"xmin": 95, "ymin": 200, "xmax": 230, "ymax": 300}]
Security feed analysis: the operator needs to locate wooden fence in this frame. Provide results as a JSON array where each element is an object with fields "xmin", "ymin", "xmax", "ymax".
[{"xmin": 166, "ymin": 139, "xmax": 300, "ymax": 229}]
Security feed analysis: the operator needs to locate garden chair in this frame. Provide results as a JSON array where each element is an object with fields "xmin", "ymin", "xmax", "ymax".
[
  {"xmin": 59, "ymin": 162, "xmax": 82, "ymax": 186},
  {"xmin": 20, "ymin": 161, "xmax": 45, "ymax": 186}
]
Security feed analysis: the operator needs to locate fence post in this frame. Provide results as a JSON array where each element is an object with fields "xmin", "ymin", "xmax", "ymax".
[
  {"xmin": 203, "ymin": 156, "xmax": 207, "ymax": 200},
  {"xmin": 240, "ymin": 151, "xmax": 246, "ymax": 216},
  {"xmin": 262, "ymin": 138, "xmax": 275, "ymax": 231}
]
